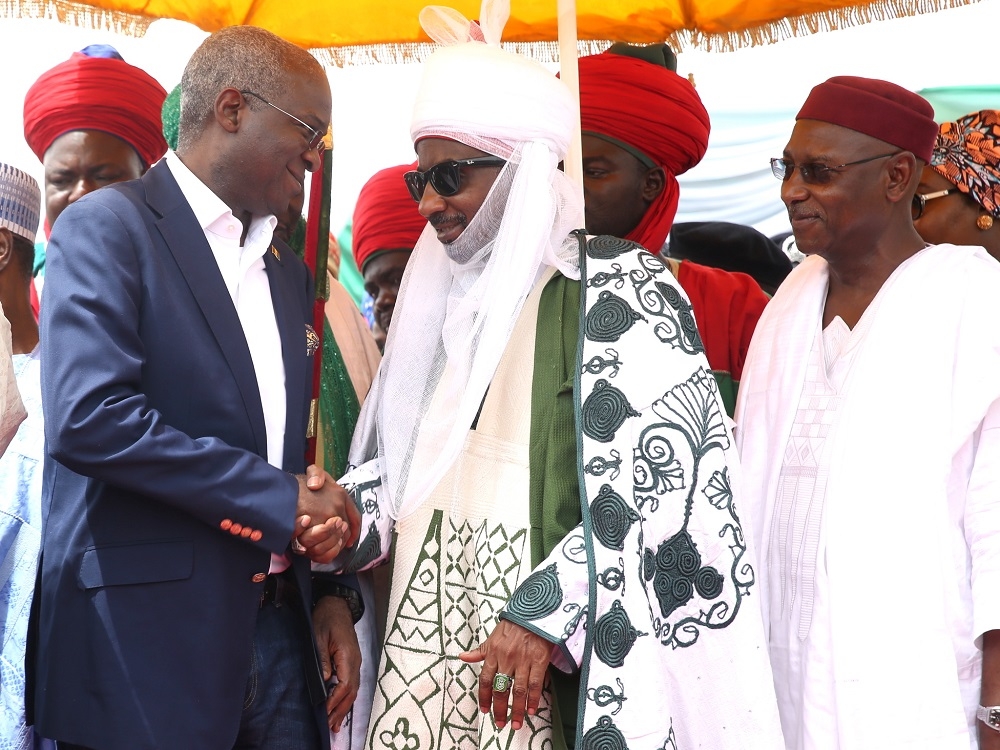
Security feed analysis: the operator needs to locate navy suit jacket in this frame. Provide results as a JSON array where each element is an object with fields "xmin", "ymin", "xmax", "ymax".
[{"xmin": 31, "ymin": 161, "xmax": 330, "ymax": 749}]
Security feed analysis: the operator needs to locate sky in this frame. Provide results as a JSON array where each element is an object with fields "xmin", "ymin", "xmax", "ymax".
[{"xmin": 1, "ymin": 0, "xmax": 997, "ymax": 239}]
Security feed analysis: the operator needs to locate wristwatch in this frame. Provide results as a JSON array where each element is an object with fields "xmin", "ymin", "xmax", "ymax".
[{"xmin": 977, "ymin": 705, "xmax": 1000, "ymax": 732}]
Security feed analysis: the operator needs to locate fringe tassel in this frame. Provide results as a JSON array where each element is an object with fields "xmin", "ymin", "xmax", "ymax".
[
  {"xmin": 0, "ymin": 0, "xmax": 152, "ymax": 36},
  {"xmin": 1, "ymin": 0, "xmax": 981, "ymax": 64},
  {"xmin": 311, "ymin": 39, "xmax": 612, "ymax": 68},
  {"xmin": 666, "ymin": 0, "xmax": 983, "ymax": 53}
]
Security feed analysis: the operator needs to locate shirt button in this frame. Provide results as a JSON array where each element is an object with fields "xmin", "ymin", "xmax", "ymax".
[{"xmin": 251, "ymin": 573, "xmax": 266, "ymax": 583}]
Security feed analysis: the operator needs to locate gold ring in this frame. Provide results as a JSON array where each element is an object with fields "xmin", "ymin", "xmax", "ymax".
[{"xmin": 492, "ymin": 672, "xmax": 512, "ymax": 693}]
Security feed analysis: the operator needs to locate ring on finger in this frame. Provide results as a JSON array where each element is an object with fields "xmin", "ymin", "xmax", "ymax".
[
  {"xmin": 291, "ymin": 537, "xmax": 306, "ymax": 554},
  {"xmin": 492, "ymin": 672, "xmax": 512, "ymax": 693}
]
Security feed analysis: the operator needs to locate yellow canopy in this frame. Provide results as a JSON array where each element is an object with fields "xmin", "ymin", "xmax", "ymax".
[{"xmin": 6, "ymin": 0, "xmax": 978, "ymax": 60}]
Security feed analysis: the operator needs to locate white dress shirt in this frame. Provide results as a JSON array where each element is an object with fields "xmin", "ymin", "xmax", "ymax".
[{"xmin": 164, "ymin": 152, "xmax": 289, "ymax": 572}]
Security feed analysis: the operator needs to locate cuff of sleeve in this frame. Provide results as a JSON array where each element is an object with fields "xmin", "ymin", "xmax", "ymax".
[{"xmin": 498, "ymin": 612, "xmax": 577, "ymax": 674}]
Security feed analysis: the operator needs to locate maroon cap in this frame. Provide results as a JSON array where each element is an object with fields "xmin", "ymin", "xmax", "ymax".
[{"xmin": 796, "ymin": 76, "xmax": 937, "ymax": 163}]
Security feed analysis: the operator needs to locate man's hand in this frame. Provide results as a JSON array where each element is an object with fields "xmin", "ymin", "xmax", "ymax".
[
  {"xmin": 313, "ymin": 595, "xmax": 362, "ymax": 733},
  {"xmin": 459, "ymin": 620, "xmax": 553, "ymax": 731},
  {"xmin": 293, "ymin": 465, "xmax": 361, "ymax": 564}
]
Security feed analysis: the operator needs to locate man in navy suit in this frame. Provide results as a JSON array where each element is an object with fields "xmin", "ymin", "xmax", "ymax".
[{"xmin": 29, "ymin": 26, "xmax": 362, "ymax": 750}]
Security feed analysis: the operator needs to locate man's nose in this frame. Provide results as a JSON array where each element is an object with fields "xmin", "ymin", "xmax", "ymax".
[{"xmin": 418, "ymin": 184, "xmax": 446, "ymax": 219}]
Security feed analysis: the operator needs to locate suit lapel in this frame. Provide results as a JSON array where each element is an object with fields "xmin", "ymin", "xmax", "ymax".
[
  {"xmin": 143, "ymin": 162, "xmax": 268, "ymax": 458},
  {"xmin": 263, "ymin": 245, "xmax": 309, "ymax": 471}
]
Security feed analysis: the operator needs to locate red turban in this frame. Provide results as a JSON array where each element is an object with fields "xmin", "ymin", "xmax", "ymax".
[
  {"xmin": 796, "ymin": 76, "xmax": 937, "ymax": 163},
  {"xmin": 578, "ymin": 51, "xmax": 711, "ymax": 252},
  {"xmin": 353, "ymin": 164, "xmax": 426, "ymax": 273},
  {"xmin": 23, "ymin": 52, "xmax": 168, "ymax": 168}
]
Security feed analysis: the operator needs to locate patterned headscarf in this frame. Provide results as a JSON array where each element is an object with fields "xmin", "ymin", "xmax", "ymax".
[{"xmin": 931, "ymin": 110, "xmax": 1000, "ymax": 219}]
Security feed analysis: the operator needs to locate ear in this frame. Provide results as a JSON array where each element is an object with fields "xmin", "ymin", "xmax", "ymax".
[
  {"xmin": 0, "ymin": 229, "xmax": 13, "ymax": 273},
  {"xmin": 214, "ymin": 87, "xmax": 244, "ymax": 135},
  {"xmin": 885, "ymin": 152, "xmax": 919, "ymax": 206},
  {"xmin": 642, "ymin": 166, "xmax": 666, "ymax": 203}
]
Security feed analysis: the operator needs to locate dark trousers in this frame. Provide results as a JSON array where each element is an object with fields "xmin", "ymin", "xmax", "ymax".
[{"xmin": 59, "ymin": 588, "xmax": 322, "ymax": 750}]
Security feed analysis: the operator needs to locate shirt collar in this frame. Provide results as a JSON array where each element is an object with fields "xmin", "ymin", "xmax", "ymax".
[{"xmin": 164, "ymin": 151, "xmax": 277, "ymax": 244}]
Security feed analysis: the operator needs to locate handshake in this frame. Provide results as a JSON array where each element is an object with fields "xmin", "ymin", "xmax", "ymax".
[{"xmin": 292, "ymin": 465, "xmax": 361, "ymax": 563}]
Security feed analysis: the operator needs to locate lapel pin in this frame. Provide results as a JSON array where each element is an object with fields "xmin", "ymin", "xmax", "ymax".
[{"xmin": 271, "ymin": 245, "xmax": 280, "ymax": 260}]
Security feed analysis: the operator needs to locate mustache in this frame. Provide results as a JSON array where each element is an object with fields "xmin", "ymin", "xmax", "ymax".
[
  {"xmin": 429, "ymin": 212, "xmax": 467, "ymax": 228},
  {"xmin": 787, "ymin": 205, "xmax": 819, "ymax": 220}
]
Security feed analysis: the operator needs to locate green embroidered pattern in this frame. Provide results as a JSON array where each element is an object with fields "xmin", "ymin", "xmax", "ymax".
[
  {"xmin": 581, "ymin": 715, "xmax": 628, "ymax": 750},
  {"xmin": 585, "ymin": 291, "xmax": 646, "ymax": 343},
  {"xmin": 368, "ymin": 509, "xmax": 554, "ymax": 750},
  {"xmin": 580, "ymin": 380, "xmax": 640, "ymax": 443},
  {"xmin": 506, "ymin": 564, "xmax": 563, "ymax": 620},
  {"xmin": 590, "ymin": 485, "xmax": 640, "ymax": 552}
]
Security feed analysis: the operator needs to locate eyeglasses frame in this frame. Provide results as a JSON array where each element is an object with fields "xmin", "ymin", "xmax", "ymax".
[
  {"xmin": 770, "ymin": 151, "xmax": 902, "ymax": 184},
  {"xmin": 240, "ymin": 90, "xmax": 327, "ymax": 153}
]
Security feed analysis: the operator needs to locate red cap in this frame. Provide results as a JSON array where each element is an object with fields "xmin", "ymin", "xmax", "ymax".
[
  {"xmin": 796, "ymin": 76, "xmax": 937, "ymax": 163},
  {"xmin": 353, "ymin": 164, "xmax": 425, "ymax": 273},
  {"xmin": 24, "ymin": 51, "xmax": 168, "ymax": 168}
]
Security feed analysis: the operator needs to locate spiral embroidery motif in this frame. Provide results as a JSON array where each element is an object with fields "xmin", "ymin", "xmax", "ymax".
[
  {"xmin": 345, "ymin": 520, "xmax": 382, "ymax": 571},
  {"xmin": 646, "ymin": 530, "xmax": 725, "ymax": 618},
  {"xmin": 582, "ymin": 380, "xmax": 640, "ymax": 443},
  {"xmin": 505, "ymin": 564, "xmax": 563, "ymax": 621},
  {"xmin": 593, "ymin": 600, "xmax": 639, "ymax": 668},
  {"xmin": 586, "ymin": 235, "xmax": 639, "ymax": 260},
  {"xmin": 585, "ymin": 291, "xmax": 644, "ymax": 343},
  {"xmin": 591, "ymin": 484, "xmax": 640, "ymax": 551},
  {"xmin": 581, "ymin": 715, "xmax": 628, "ymax": 750}
]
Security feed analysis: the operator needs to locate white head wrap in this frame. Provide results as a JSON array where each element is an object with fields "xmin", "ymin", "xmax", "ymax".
[
  {"xmin": 350, "ymin": 0, "xmax": 585, "ymax": 520},
  {"xmin": 0, "ymin": 163, "xmax": 40, "ymax": 245}
]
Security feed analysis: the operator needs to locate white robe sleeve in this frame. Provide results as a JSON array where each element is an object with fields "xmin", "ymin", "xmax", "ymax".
[
  {"xmin": 499, "ymin": 523, "xmax": 589, "ymax": 674},
  {"xmin": 313, "ymin": 457, "xmax": 395, "ymax": 574},
  {"xmin": 0, "ymin": 302, "xmax": 26, "ymax": 456},
  {"xmin": 966, "ymin": 396, "xmax": 1000, "ymax": 643}
]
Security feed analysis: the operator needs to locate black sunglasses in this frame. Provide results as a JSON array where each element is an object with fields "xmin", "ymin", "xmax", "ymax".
[
  {"xmin": 911, "ymin": 188, "xmax": 956, "ymax": 220},
  {"xmin": 403, "ymin": 157, "xmax": 506, "ymax": 202}
]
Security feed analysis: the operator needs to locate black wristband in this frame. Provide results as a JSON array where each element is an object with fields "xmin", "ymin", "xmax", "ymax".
[{"xmin": 311, "ymin": 576, "xmax": 364, "ymax": 624}]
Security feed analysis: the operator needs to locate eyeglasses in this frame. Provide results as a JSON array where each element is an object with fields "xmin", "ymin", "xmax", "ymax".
[
  {"xmin": 403, "ymin": 157, "xmax": 506, "ymax": 202},
  {"xmin": 770, "ymin": 151, "xmax": 901, "ymax": 184},
  {"xmin": 240, "ymin": 90, "xmax": 327, "ymax": 153},
  {"xmin": 911, "ymin": 188, "xmax": 956, "ymax": 220}
]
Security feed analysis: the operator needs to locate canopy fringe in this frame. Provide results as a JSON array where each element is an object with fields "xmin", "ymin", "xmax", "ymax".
[
  {"xmin": 1, "ymin": 0, "xmax": 981, "ymax": 65},
  {"xmin": 0, "ymin": 0, "xmax": 152, "ymax": 35},
  {"xmin": 311, "ymin": 38, "xmax": 611, "ymax": 68},
  {"xmin": 667, "ymin": 0, "xmax": 981, "ymax": 52}
]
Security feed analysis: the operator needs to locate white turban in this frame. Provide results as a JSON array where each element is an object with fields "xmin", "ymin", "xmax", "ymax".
[{"xmin": 350, "ymin": 0, "xmax": 585, "ymax": 520}]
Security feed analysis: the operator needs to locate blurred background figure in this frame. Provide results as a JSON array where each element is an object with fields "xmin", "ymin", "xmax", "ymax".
[
  {"xmin": 913, "ymin": 109, "xmax": 1000, "ymax": 259},
  {"xmin": 577, "ymin": 43, "xmax": 771, "ymax": 414},
  {"xmin": 666, "ymin": 221, "xmax": 792, "ymax": 295},
  {"xmin": 352, "ymin": 163, "xmax": 426, "ymax": 351},
  {"xmin": 0, "ymin": 160, "xmax": 50, "ymax": 750},
  {"xmin": 22, "ymin": 43, "xmax": 167, "ymax": 309}
]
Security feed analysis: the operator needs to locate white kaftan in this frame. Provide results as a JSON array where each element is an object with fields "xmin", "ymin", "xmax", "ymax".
[{"xmin": 737, "ymin": 245, "xmax": 1000, "ymax": 750}]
